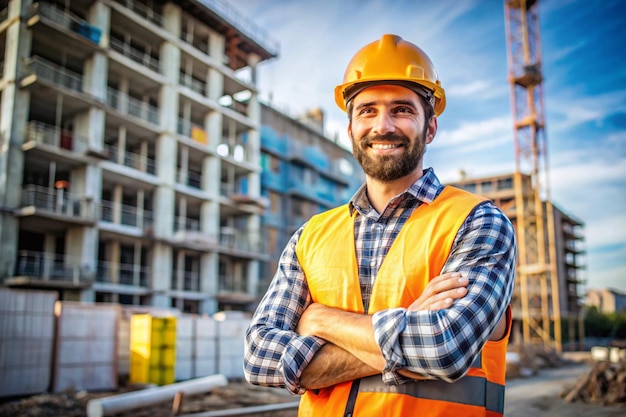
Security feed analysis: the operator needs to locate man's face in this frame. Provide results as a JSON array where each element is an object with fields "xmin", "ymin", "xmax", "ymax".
[{"xmin": 348, "ymin": 85, "xmax": 436, "ymax": 182}]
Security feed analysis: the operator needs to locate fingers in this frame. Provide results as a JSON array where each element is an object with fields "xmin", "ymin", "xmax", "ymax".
[{"xmin": 408, "ymin": 272, "xmax": 469, "ymax": 312}]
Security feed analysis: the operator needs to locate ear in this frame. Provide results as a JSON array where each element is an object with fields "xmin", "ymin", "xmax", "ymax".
[
  {"xmin": 347, "ymin": 123, "xmax": 354, "ymax": 145},
  {"xmin": 425, "ymin": 116, "xmax": 438, "ymax": 145}
]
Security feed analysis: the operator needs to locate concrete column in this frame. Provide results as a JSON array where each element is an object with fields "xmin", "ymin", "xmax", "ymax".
[
  {"xmin": 87, "ymin": 1, "xmax": 110, "ymax": 48},
  {"xmin": 0, "ymin": 0, "xmax": 33, "ymax": 279},
  {"xmin": 199, "ymin": 191, "xmax": 219, "ymax": 315},
  {"xmin": 162, "ymin": 3, "xmax": 181, "ymax": 36},
  {"xmin": 207, "ymin": 68, "xmax": 224, "ymax": 102},
  {"xmin": 159, "ymin": 24, "xmax": 181, "ymax": 131},
  {"xmin": 73, "ymin": 107, "xmax": 105, "ymax": 154},
  {"xmin": 83, "ymin": 53, "xmax": 108, "ymax": 102},
  {"xmin": 109, "ymin": 241, "xmax": 120, "ymax": 287},
  {"xmin": 151, "ymin": 242, "xmax": 172, "ymax": 308},
  {"xmin": 113, "ymin": 184, "xmax": 123, "ymax": 224},
  {"xmin": 245, "ymin": 53, "xmax": 263, "ymax": 299},
  {"xmin": 199, "ymin": 251, "xmax": 218, "ymax": 314},
  {"xmin": 66, "ymin": 165, "xmax": 100, "ymax": 302},
  {"xmin": 206, "ymin": 111, "xmax": 221, "ymax": 154},
  {"xmin": 247, "ymin": 221, "xmax": 261, "ymax": 298},
  {"xmin": 207, "ymin": 32, "xmax": 225, "ymax": 101}
]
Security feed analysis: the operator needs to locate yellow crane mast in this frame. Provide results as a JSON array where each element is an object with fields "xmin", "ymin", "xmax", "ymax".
[{"xmin": 504, "ymin": 0, "xmax": 562, "ymax": 352}]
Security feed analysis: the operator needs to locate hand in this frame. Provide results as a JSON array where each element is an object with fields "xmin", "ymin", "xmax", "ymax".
[
  {"xmin": 296, "ymin": 302, "xmax": 326, "ymax": 337},
  {"xmin": 407, "ymin": 272, "xmax": 468, "ymax": 312}
]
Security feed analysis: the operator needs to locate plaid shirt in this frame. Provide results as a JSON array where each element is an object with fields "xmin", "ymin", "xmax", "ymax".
[{"xmin": 244, "ymin": 168, "xmax": 516, "ymax": 394}]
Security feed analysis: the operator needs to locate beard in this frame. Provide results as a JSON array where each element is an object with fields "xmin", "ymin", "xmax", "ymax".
[{"xmin": 351, "ymin": 126, "xmax": 428, "ymax": 182}]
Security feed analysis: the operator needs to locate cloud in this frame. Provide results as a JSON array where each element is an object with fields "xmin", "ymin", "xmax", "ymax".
[
  {"xmin": 235, "ymin": 0, "xmax": 626, "ymax": 292},
  {"xmin": 432, "ymin": 116, "xmax": 511, "ymax": 148},
  {"xmin": 548, "ymin": 88, "xmax": 626, "ymax": 133},
  {"xmin": 446, "ymin": 83, "xmax": 509, "ymax": 103}
]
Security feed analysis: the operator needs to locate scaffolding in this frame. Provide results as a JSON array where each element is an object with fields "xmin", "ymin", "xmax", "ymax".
[{"xmin": 504, "ymin": 0, "xmax": 564, "ymax": 352}]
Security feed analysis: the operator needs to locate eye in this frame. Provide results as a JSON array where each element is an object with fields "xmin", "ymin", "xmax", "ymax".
[
  {"xmin": 358, "ymin": 107, "xmax": 375, "ymax": 115},
  {"xmin": 393, "ymin": 106, "xmax": 413, "ymax": 114}
]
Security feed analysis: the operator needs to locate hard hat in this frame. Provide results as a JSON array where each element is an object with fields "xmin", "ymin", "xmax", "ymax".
[{"xmin": 334, "ymin": 34, "xmax": 446, "ymax": 116}]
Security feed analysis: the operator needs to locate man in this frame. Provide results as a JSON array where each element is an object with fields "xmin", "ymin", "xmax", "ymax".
[{"xmin": 244, "ymin": 34, "xmax": 516, "ymax": 417}]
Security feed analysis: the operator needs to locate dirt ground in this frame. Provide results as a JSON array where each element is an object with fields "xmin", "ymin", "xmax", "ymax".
[
  {"xmin": 0, "ymin": 382, "xmax": 298, "ymax": 417},
  {"xmin": 0, "ymin": 363, "xmax": 624, "ymax": 417}
]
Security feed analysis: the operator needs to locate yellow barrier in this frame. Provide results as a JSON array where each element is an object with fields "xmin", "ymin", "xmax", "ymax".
[{"xmin": 130, "ymin": 314, "xmax": 176, "ymax": 385}]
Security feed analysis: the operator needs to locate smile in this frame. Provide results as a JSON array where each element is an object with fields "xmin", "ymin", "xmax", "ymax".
[{"xmin": 370, "ymin": 143, "xmax": 403, "ymax": 149}]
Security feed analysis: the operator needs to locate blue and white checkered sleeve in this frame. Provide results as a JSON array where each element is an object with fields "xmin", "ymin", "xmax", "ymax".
[
  {"xmin": 243, "ymin": 227, "xmax": 326, "ymax": 394},
  {"xmin": 372, "ymin": 202, "xmax": 516, "ymax": 383}
]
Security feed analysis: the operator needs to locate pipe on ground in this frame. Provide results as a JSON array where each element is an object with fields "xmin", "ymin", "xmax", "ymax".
[
  {"xmin": 179, "ymin": 400, "xmax": 301, "ymax": 417},
  {"xmin": 86, "ymin": 374, "xmax": 228, "ymax": 417}
]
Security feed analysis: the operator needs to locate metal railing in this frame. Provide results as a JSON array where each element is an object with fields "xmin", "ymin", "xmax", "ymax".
[
  {"xmin": 219, "ymin": 227, "xmax": 264, "ymax": 253},
  {"xmin": 197, "ymin": 0, "xmax": 279, "ymax": 56},
  {"xmin": 177, "ymin": 119, "xmax": 206, "ymax": 140},
  {"xmin": 218, "ymin": 273, "xmax": 246, "ymax": 293},
  {"xmin": 0, "ymin": 7, "xmax": 8, "ymax": 23},
  {"xmin": 171, "ymin": 270, "xmax": 200, "ymax": 292},
  {"xmin": 96, "ymin": 260, "xmax": 150, "ymax": 287},
  {"xmin": 100, "ymin": 200, "xmax": 153, "ymax": 228},
  {"xmin": 25, "ymin": 121, "xmax": 89, "ymax": 154},
  {"xmin": 104, "ymin": 144, "xmax": 156, "ymax": 175},
  {"xmin": 110, "ymin": 37, "xmax": 160, "ymax": 73},
  {"xmin": 30, "ymin": 1, "xmax": 74, "ymax": 29},
  {"xmin": 25, "ymin": 56, "xmax": 83, "ymax": 93},
  {"xmin": 179, "ymin": 73, "xmax": 206, "ymax": 96},
  {"xmin": 177, "ymin": 170, "xmax": 203, "ymax": 190},
  {"xmin": 114, "ymin": 0, "xmax": 163, "ymax": 26},
  {"xmin": 21, "ymin": 184, "xmax": 96, "ymax": 221},
  {"xmin": 15, "ymin": 250, "xmax": 92, "ymax": 284},
  {"xmin": 106, "ymin": 87, "xmax": 159, "ymax": 125},
  {"xmin": 179, "ymin": 33, "xmax": 209, "ymax": 55},
  {"xmin": 173, "ymin": 217, "xmax": 201, "ymax": 232}
]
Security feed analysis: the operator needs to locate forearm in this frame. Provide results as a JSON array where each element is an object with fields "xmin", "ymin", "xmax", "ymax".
[
  {"xmin": 298, "ymin": 303, "xmax": 386, "ymax": 371},
  {"xmin": 300, "ymin": 343, "xmax": 380, "ymax": 390}
]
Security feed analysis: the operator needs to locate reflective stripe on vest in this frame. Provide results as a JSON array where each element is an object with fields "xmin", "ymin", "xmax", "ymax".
[
  {"xmin": 359, "ymin": 375, "xmax": 504, "ymax": 414},
  {"xmin": 358, "ymin": 375, "xmax": 505, "ymax": 414},
  {"xmin": 356, "ymin": 353, "xmax": 503, "ymax": 414}
]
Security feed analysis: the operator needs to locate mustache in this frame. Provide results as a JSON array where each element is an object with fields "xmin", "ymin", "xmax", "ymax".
[{"xmin": 362, "ymin": 133, "xmax": 410, "ymax": 147}]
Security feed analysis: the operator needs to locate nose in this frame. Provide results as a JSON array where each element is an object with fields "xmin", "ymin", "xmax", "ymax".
[{"xmin": 372, "ymin": 111, "xmax": 395, "ymax": 135}]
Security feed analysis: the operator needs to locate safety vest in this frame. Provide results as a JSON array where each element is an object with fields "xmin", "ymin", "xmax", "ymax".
[{"xmin": 296, "ymin": 186, "xmax": 511, "ymax": 417}]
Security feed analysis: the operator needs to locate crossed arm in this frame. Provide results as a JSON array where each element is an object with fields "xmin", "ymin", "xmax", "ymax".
[
  {"xmin": 296, "ymin": 272, "xmax": 509, "ymax": 389},
  {"xmin": 244, "ymin": 204, "xmax": 516, "ymax": 393}
]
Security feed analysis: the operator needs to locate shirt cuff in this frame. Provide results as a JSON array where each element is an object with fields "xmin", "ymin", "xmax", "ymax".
[
  {"xmin": 280, "ymin": 335, "xmax": 326, "ymax": 394},
  {"xmin": 372, "ymin": 307, "xmax": 408, "ymax": 372}
]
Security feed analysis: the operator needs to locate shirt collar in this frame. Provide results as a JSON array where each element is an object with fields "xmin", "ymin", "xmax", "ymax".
[{"xmin": 348, "ymin": 168, "xmax": 444, "ymax": 216}]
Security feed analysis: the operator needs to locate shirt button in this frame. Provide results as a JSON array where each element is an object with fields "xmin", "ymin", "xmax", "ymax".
[{"xmin": 370, "ymin": 260, "xmax": 376, "ymax": 267}]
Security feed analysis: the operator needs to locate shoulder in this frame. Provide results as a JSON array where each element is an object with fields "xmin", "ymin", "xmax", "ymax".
[
  {"xmin": 463, "ymin": 200, "xmax": 516, "ymax": 245},
  {"xmin": 303, "ymin": 204, "xmax": 352, "ymax": 231}
]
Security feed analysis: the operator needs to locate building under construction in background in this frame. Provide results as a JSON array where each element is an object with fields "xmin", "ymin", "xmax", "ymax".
[
  {"xmin": 450, "ymin": 173, "xmax": 586, "ymax": 349},
  {"xmin": 0, "ymin": 0, "xmax": 362, "ymax": 315},
  {"xmin": 258, "ymin": 105, "xmax": 363, "ymax": 293},
  {"xmin": 0, "ymin": 0, "xmax": 588, "ymax": 352},
  {"xmin": 494, "ymin": 0, "xmax": 586, "ymax": 351},
  {"xmin": 0, "ymin": 0, "xmax": 280, "ymax": 314}
]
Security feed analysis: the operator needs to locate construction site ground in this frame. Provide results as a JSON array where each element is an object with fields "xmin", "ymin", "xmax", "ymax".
[{"xmin": 1, "ymin": 354, "xmax": 624, "ymax": 417}]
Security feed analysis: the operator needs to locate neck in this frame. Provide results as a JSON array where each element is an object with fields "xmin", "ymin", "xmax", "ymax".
[{"xmin": 366, "ymin": 168, "xmax": 423, "ymax": 213}]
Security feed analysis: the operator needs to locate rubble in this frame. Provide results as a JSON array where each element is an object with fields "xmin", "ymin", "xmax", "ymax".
[
  {"xmin": 0, "ymin": 382, "xmax": 297, "ymax": 417},
  {"xmin": 506, "ymin": 344, "xmax": 565, "ymax": 379},
  {"xmin": 561, "ymin": 359, "xmax": 626, "ymax": 407}
]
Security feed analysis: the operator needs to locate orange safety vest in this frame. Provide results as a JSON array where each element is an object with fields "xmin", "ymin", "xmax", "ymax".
[{"xmin": 296, "ymin": 186, "xmax": 511, "ymax": 417}]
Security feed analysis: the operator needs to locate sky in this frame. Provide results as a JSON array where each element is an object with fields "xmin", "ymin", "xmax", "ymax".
[{"xmin": 233, "ymin": 0, "xmax": 626, "ymax": 292}]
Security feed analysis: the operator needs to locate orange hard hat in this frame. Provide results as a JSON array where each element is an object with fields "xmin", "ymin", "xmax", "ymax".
[{"xmin": 334, "ymin": 34, "xmax": 446, "ymax": 116}]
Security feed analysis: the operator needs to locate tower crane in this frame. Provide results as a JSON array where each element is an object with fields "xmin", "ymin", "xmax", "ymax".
[{"xmin": 503, "ymin": 0, "xmax": 562, "ymax": 352}]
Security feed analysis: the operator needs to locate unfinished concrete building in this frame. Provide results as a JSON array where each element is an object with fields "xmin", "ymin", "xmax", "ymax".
[
  {"xmin": 451, "ymin": 173, "xmax": 586, "ymax": 346},
  {"xmin": 0, "ymin": 0, "xmax": 278, "ymax": 314},
  {"xmin": 259, "ymin": 104, "xmax": 363, "ymax": 294}
]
